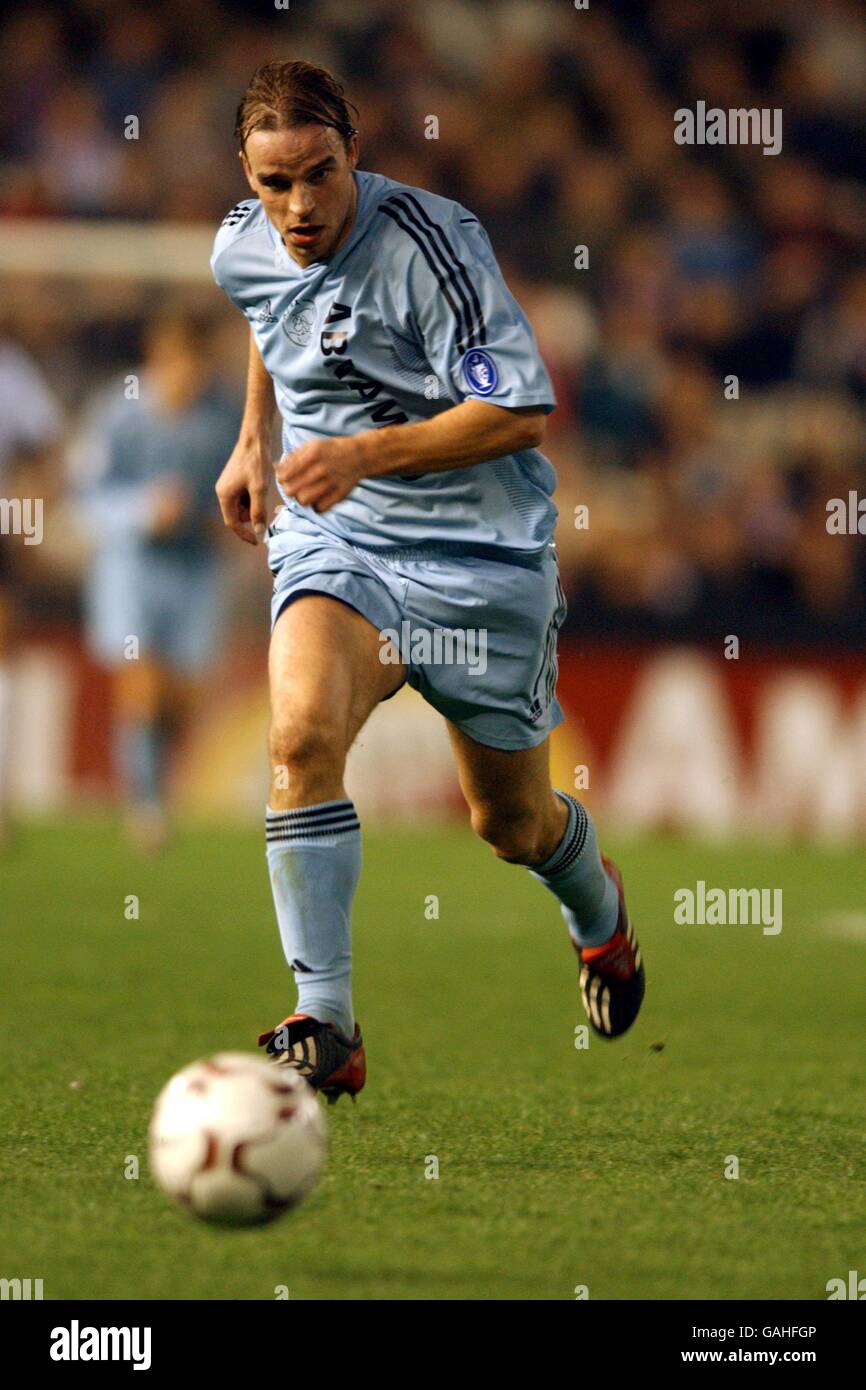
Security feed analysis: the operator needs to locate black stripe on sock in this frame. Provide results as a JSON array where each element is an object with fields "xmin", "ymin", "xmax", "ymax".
[
  {"xmin": 266, "ymin": 822, "xmax": 360, "ymax": 843},
  {"xmin": 266, "ymin": 801, "xmax": 355, "ymax": 823},
  {"xmin": 266, "ymin": 802, "xmax": 359, "ymax": 842},
  {"xmin": 266, "ymin": 811, "xmax": 358, "ymax": 829},
  {"xmin": 266, "ymin": 811, "xmax": 359, "ymax": 831},
  {"xmin": 545, "ymin": 796, "xmax": 588, "ymax": 877}
]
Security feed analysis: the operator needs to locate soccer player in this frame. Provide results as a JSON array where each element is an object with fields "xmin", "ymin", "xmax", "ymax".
[
  {"xmin": 0, "ymin": 334, "xmax": 64, "ymax": 848},
  {"xmin": 212, "ymin": 60, "xmax": 645, "ymax": 1101},
  {"xmin": 75, "ymin": 309, "xmax": 238, "ymax": 852}
]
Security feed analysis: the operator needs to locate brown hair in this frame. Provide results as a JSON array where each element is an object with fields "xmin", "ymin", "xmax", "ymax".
[
  {"xmin": 144, "ymin": 304, "xmax": 214, "ymax": 355},
  {"xmin": 235, "ymin": 59, "xmax": 358, "ymax": 152}
]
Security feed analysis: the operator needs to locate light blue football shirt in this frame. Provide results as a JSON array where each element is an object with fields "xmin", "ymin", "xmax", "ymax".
[
  {"xmin": 211, "ymin": 169, "xmax": 558, "ymax": 554},
  {"xmin": 76, "ymin": 376, "xmax": 240, "ymax": 559}
]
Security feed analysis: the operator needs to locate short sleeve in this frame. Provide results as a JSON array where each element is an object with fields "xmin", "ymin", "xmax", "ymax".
[
  {"xmin": 0, "ymin": 344, "xmax": 63, "ymax": 450},
  {"xmin": 68, "ymin": 387, "xmax": 155, "ymax": 538},
  {"xmin": 404, "ymin": 207, "xmax": 556, "ymax": 413},
  {"xmin": 210, "ymin": 200, "xmax": 259, "ymax": 306}
]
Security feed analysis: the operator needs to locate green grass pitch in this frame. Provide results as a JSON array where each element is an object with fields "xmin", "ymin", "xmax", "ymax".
[{"xmin": 2, "ymin": 820, "xmax": 864, "ymax": 1300}]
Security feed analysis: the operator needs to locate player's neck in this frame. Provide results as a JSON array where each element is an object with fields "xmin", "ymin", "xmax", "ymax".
[{"xmin": 327, "ymin": 173, "xmax": 359, "ymax": 261}]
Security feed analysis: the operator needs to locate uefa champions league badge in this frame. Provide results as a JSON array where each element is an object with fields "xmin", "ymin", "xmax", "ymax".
[{"xmin": 462, "ymin": 349, "xmax": 498, "ymax": 395}]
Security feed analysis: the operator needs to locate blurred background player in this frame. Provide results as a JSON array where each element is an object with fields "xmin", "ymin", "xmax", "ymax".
[
  {"xmin": 73, "ymin": 309, "xmax": 239, "ymax": 851},
  {"xmin": 0, "ymin": 330, "xmax": 63, "ymax": 847}
]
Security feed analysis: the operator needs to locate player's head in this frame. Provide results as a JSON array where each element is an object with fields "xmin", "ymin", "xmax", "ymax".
[
  {"xmin": 143, "ymin": 307, "xmax": 213, "ymax": 410},
  {"xmin": 236, "ymin": 59, "xmax": 360, "ymax": 268}
]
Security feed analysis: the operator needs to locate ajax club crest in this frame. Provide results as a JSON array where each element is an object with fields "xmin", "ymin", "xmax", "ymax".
[{"xmin": 282, "ymin": 300, "xmax": 316, "ymax": 347}]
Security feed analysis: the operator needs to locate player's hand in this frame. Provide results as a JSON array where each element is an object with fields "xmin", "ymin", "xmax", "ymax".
[
  {"xmin": 276, "ymin": 435, "xmax": 366, "ymax": 513},
  {"xmin": 147, "ymin": 480, "xmax": 189, "ymax": 537},
  {"xmin": 215, "ymin": 434, "xmax": 273, "ymax": 545}
]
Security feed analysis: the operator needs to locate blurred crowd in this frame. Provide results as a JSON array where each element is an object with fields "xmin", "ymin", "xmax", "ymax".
[{"xmin": 1, "ymin": 0, "xmax": 865, "ymax": 645}]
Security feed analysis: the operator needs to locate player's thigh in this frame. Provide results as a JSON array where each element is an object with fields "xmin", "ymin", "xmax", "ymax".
[
  {"xmin": 446, "ymin": 722, "xmax": 553, "ymax": 820},
  {"xmin": 269, "ymin": 594, "xmax": 406, "ymax": 754},
  {"xmin": 0, "ymin": 588, "xmax": 10, "ymax": 654},
  {"xmin": 162, "ymin": 670, "xmax": 204, "ymax": 722},
  {"xmin": 113, "ymin": 656, "xmax": 163, "ymax": 718}
]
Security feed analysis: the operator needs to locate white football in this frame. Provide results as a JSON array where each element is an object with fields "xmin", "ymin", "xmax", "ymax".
[{"xmin": 149, "ymin": 1052, "xmax": 327, "ymax": 1224}]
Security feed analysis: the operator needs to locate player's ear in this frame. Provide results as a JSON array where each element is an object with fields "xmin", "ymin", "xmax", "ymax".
[{"xmin": 345, "ymin": 133, "xmax": 359, "ymax": 171}]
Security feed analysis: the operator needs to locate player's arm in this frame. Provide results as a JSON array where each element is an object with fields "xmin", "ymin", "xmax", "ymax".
[
  {"xmin": 215, "ymin": 330, "xmax": 276, "ymax": 544},
  {"xmin": 362, "ymin": 400, "xmax": 545, "ymax": 475},
  {"xmin": 275, "ymin": 401, "xmax": 544, "ymax": 511}
]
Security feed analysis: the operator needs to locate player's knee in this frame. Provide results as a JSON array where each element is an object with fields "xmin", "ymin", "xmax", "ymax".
[
  {"xmin": 268, "ymin": 713, "xmax": 346, "ymax": 789},
  {"xmin": 470, "ymin": 802, "xmax": 545, "ymax": 865}
]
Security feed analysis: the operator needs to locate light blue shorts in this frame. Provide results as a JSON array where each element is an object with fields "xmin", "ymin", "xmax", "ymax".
[
  {"xmin": 266, "ymin": 511, "xmax": 566, "ymax": 751},
  {"xmin": 85, "ymin": 545, "xmax": 223, "ymax": 674}
]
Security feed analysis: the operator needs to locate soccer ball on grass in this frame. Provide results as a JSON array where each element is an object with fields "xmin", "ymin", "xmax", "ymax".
[{"xmin": 149, "ymin": 1052, "xmax": 326, "ymax": 1224}]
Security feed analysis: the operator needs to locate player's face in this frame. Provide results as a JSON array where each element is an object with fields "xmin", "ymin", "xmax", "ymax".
[
  {"xmin": 242, "ymin": 125, "xmax": 359, "ymax": 268},
  {"xmin": 147, "ymin": 328, "xmax": 208, "ymax": 410}
]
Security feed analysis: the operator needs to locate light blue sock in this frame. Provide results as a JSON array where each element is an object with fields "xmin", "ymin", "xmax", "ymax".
[
  {"xmin": 115, "ymin": 719, "xmax": 164, "ymax": 806},
  {"xmin": 529, "ymin": 792, "xmax": 619, "ymax": 949},
  {"xmin": 265, "ymin": 800, "xmax": 359, "ymax": 1037}
]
